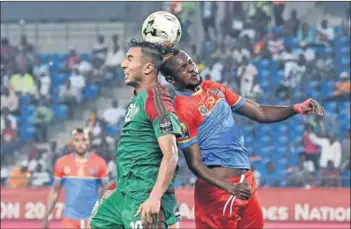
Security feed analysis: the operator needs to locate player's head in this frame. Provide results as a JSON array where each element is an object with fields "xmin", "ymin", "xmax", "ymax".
[
  {"xmin": 70, "ymin": 128, "xmax": 90, "ymax": 155},
  {"xmin": 121, "ymin": 39, "xmax": 164, "ymax": 87},
  {"xmin": 160, "ymin": 49, "xmax": 201, "ymax": 90}
]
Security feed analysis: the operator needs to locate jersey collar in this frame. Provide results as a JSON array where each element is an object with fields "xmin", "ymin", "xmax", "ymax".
[{"xmin": 175, "ymin": 86, "xmax": 202, "ymax": 97}]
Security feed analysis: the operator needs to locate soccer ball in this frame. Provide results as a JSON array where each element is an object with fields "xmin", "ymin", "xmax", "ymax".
[{"xmin": 142, "ymin": 11, "xmax": 182, "ymax": 47}]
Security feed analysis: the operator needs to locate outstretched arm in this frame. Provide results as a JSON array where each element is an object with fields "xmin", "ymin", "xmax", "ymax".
[{"xmin": 236, "ymin": 98, "xmax": 324, "ymax": 123}]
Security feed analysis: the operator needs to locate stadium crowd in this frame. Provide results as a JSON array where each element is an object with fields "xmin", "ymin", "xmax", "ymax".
[{"xmin": 1, "ymin": 2, "xmax": 350, "ymax": 189}]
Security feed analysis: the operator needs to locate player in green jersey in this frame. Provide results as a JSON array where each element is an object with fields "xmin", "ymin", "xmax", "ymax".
[{"xmin": 89, "ymin": 40, "xmax": 182, "ymax": 229}]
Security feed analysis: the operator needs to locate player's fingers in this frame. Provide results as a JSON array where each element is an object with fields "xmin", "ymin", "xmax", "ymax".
[
  {"xmin": 141, "ymin": 209, "xmax": 147, "ymax": 226},
  {"xmin": 135, "ymin": 205, "xmax": 142, "ymax": 217}
]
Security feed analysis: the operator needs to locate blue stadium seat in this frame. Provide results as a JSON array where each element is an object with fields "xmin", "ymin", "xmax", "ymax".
[
  {"xmin": 19, "ymin": 126, "xmax": 36, "ymax": 143},
  {"xmin": 20, "ymin": 95, "xmax": 32, "ymax": 106},
  {"xmin": 21, "ymin": 105, "xmax": 36, "ymax": 117},
  {"xmin": 51, "ymin": 73, "xmax": 69, "ymax": 88},
  {"xmin": 84, "ymin": 84, "xmax": 100, "ymax": 100},
  {"xmin": 80, "ymin": 53, "xmax": 91, "ymax": 61},
  {"xmin": 52, "ymin": 104, "xmax": 68, "ymax": 121},
  {"xmin": 324, "ymin": 102, "xmax": 337, "ymax": 113},
  {"xmin": 321, "ymin": 81, "xmax": 334, "ymax": 96}
]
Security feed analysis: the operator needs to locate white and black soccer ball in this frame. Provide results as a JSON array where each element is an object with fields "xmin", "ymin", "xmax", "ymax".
[{"xmin": 141, "ymin": 11, "xmax": 182, "ymax": 47}]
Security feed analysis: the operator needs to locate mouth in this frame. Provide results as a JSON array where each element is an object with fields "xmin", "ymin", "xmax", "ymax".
[{"xmin": 124, "ymin": 72, "xmax": 129, "ymax": 79}]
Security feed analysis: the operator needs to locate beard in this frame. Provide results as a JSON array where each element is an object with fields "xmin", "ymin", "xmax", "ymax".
[{"xmin": 184, "ymin": 76, "xmax": 202, "ymax": 90}]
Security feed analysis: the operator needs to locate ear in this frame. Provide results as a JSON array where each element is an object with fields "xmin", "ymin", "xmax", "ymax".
[
  {"xmin": 165, "ymin": 75, "xmax": 175, "ymax": 84},
  {"xmin": 143, "ymin": 63, "xmax": 155, "ymax": 75}
]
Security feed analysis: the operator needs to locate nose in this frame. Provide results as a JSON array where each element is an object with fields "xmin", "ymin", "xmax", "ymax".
[
  {"xmin": 188, "ymin": 64, "xmax": 195, "ymax": 73},
  {"xmin": 121, "ymin": 59, "xmax": 127, "ymax": 70}
]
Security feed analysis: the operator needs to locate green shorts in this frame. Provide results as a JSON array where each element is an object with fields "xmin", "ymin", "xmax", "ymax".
[{"xmin": 89, "ymin": 190, "xmax": 180, "ymax": 229}]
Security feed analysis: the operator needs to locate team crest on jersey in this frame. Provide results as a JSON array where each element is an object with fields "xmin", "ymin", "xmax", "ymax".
[
  {"xmin": 89, "ymin": 168, "xmax": 97, "ymax": 176},
  {"xmin": 125, "ymin": 103, "xmax": 138, "ymax": 123},
  {"xmin": 179, "ymin": 122, "xmax": 190, "ymax": 139},
  {"xmin": 198, "ymin": 105, "xmax": 209, "ymax": 116},
  {"xmin": 64, "ymin": 167, "xmax": 71, "ymax": 175},
  {"xmin": 159, "ymin": 115, "xmax": 173, "ymax": 134}
]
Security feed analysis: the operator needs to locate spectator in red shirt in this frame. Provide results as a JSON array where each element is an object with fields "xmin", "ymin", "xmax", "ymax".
[{"xmin": 64, "ymin": 47, "xmax": 80, "ymax": 72}]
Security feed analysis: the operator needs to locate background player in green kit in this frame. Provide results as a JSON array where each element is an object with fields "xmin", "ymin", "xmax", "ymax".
[{"xmin": 89, "ymin": 40, "xmax": 182, "ymax": 229}]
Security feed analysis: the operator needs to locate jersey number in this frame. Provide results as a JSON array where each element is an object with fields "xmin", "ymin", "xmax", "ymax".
[{"xmin": 130, "ymin": 220, "xmax": 142, "ymax": 229}]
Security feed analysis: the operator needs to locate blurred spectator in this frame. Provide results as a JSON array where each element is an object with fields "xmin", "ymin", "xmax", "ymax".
[
  {"xmin": 77, "ymin": 59, "xmax": 92, "ymax": 78},
  {"xmin": 319, "ymin": 160, "xmax": 341, "ymax": 187},
  {"xmin": 297, "ymin": 22, "xmax": 315, "ymax": 46},
  {"xmin": 1, "ymin": 64, "xmax": 11, "ymax": 89},
  {"xmin": 232, "ymin": 46, "xmax": 251, "ymax": 66},
  {"xmin": 339, "ymin": 129, "xmax": 350, "ymax": 171},
  {"xmin": 86, "ymin": 110, "xmax": 104, "ymax": 147},
  {"xmin": 263, "ymin": 161, "xmax": 281, "ymax": 187},
  {"xmin": 247, "ymin": 2, "xmax": 272, "ymax": 35},
  {"xmin": 64, "ymin": 47, "xmax": 80, "ymax": 72},
  {"xmin": 251, "ymin": 165, "xmax": 261, "ymax": 187},
  {"xmin": 187, "ymin": 44, "xmax": 201, "ymax": 64},
  {"xmin": 1, "ymin": 119, "xmax": 18, "ymax": 157},
  {"xmin": 33, "ymin": 98, "xmax": 54, "ymax": 142},
  {"xmin": 15, "ymin": 47, "xmax": 33, "ymax": 74},
  {"xmin": 18, "ymin": 35, "xmax": 34, "ymax": 54},
  {"xmin": 200, "ymin": 33, "xmax": 217, "ymax": 61},
  {"xmin": 32, "ymin": 57, "xmax": 48, "ymax": 80},
  {"xmin": 1, "ymin": 108, "xmax": 17, "ymax": 132},
  {"xmin": 8, "ymin": 160, "xmax": 30, "ymax": 188},
  {"xmin": 92, "ymin": 35, "xmax": 108, "ymax": 61},
  {"xmin": 286, "ymin": 153, "xmax": 315, "ymax": 187},
  {"xmin": 272, "ymin": 1, "xmax": 286, "ymax": 26},
  {"xmin": 276, "ymin": 54, "xmax": 306, "ymax": 100},
  {"xmin": 1, "ymin": 87, "xmax": 19, "ymax": 114},
  {"xmin": 103, "ymin": 100, "xmax": 125, "ymax": 127},
  {"xmin": 107, "ymin": 155, "xmax": 116, "ymax": 180},
  {"xmin": 237, "ymin": 57, "xmax": 261, "ymax": 100},
  {"xmin": 342, "ymin": 8, "xmax": 350, "ymax": 36},
  {"xmin": 268, "ymin": 30, "xmax": 285, "ymax": 60},
  {"xmin": 10, "ymin": 71, "xmax": 37, "ymax": 96},
  {"xmin": 104, "ymin": 36, "xmax": 125, "ymax": 86},
  {"xmin": 30, "ymin": 164, "xmax": 51, "ymax": 187},
  {"xmin": 1, "ymin": 167, "xmax": 9, "ymax": 186},
  {"xmin": 249, "ymin": 152, "xmax": 262, "ymax": 162},
  {"xmin": 309, "ymin": 132, "xmax": 341, "ymax": 168},
  {"xmin": 303, "ymin": 124, "xmax": 321, "ymax": 170},
  {"xmin": 200, "ymin": 2, "xmax": 218, "ymax": 39},
  {"xmin": 59, "ymin": 80, "xmax": 76, "ymax": 119},
  {"xmin": 324, "ymin": 72, "xmax": 350, "ymax": 101},
  {"xmin": 201, "ymin": 59, "xmax": 223, "ymax": 82},
  {"xmin": 316, "ymin": 19, "xmax": 334, "ymax": 45},
  {"xmin": 90, "ymin": 57, "xmax": 105, "ymax": 84},
  {"xmin": 38, "ymin": 67, "xmax": 51, "ymax": 100},
  {"xmin": 314, "ymin": 53, "xmax": 334, "ymax": 80},
  {"xmin": 285, "ymin": 9, "xmax": 300, "ymax": 36},
  {"xmin": 1, "ymin": 37, "xmax": 17, "ymax": 66},
  {"xmin": 69, "ymin": 68, "xmax": 86, "ymax": 101}
]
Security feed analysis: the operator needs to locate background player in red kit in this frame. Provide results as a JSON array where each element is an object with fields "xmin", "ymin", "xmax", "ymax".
[
  {"xmin": 42, "ymin": 128, "xmax": 109, "ymax": 229},
  {"xmin": 160, "ymin": 50, "xmax": 324, "ymax": 229}
]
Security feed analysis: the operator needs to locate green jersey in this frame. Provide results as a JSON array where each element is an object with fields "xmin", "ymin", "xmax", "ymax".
[{"xmin": 116, "ymin": 84, "xmax": 182, "ymax": 193}]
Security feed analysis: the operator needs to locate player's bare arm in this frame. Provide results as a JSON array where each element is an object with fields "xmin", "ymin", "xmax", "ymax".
[
  {"xmin": 182, "ymin": 143, "xmax": 251, "ymax": 200},
  {"xmin": 136, "ymin": 134, "xmax": 179, "ymax": 226},
  {"xmin": 42, "ymin": 182, "xmax": 62, "ymax": 228},
  {"xmin": 236, "ymin": 98, "xmax": 324, "ymax": 123}
]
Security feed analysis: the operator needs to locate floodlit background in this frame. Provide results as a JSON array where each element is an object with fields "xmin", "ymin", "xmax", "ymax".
[{"xmin": 1, "ymin": 1, "xmax": 350, "ymax": 228}]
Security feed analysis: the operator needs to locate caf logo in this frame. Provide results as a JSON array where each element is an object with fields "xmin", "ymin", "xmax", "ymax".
[{"xmin": 64, "ymin": 167, "xmax": 71, "ymax": 175}]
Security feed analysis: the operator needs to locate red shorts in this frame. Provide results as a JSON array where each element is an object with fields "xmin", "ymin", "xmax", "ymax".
[
  {"xmin": 194, "ymin": 170, "xmax": 264, "ymax": 229},
  {"xmin": 62, "ymin": 218, "xmax": 88, "ymax": 229}
]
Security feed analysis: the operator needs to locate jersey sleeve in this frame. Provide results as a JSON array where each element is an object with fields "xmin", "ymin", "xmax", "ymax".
[
  {"xmin": 176, "ymin": 108, "xmax": 199, "ymax": 149},
  {"xmin": 145, "ymin": 86, "xmax": 182, "ymax": 139},
  {"xmin": 53, "ymin": 159, "xmax": 64, "ymax": 184},
  {"xmin": 98, "ymin": 159, "xmax": 109, "ymax": 184},
  {"xmin": 209, "ymin": 81, "xmax": 246, "ymax": 111}
]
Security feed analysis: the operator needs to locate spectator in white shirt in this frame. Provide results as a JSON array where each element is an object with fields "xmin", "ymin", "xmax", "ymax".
[
  {"xmin": 103, "ymin": 100, "xmax": 125, "ymax": 126},
  {"xmin": 69, "ymin": 68, "xmax": 86, "ymax": 101},
  {"xmin": 236, "ymin": 57, "xmax": 261, "ymax": 100},
  {"xmin": 0, "ymin": 108, "xmax": 17, "ymax": 132},
  {"xmin": 38, "ymin": 67, "xmax": 51, "ymax": 100},
  {"xmin": 268, "ymin": 31, "xmax": 285, "ymax": 60},
  {"xmin": 92, "ymin": 35, "xmax": 108, "ymax": 61},
  {"xmin": 316, "ymin": 19, "xmax": 334, "ymax": 45},
  {"xmin": 104, "ymin": 40, "xmax": 125, "ymax": 86},
  {"xmin": 201, "ymin": 59, "xmax": 224, "ymax": 82},
  {"xmin": 30, "ymin": 164, "xmax": 51, "ymax": 187},
  {"xmin": 1, "ymin": 87, "xmax": 19, "ymax": 114},
  {"xmin": 309, "ymin": 132, "xmax": 342, "ymax": 168}
]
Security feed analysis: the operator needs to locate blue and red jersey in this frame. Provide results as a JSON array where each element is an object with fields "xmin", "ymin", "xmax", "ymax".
[
  {"xmin": 54, "ymin": 152, "xmax": 108, "ymax": 220},
  {"xmin": 175, "ymin": 80, "xmax": 250, "ymax": 169}
]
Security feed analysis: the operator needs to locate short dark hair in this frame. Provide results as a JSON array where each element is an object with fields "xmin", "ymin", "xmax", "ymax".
[
  {"xmin": 128, "ymin": 39, "xmax": 166, "ymax": 69},
  {"xmin": 159, "ymin": 48, "xmax": 180, "ymax": 78}
]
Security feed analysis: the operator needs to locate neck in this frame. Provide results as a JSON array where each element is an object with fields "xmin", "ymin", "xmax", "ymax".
[
  {"xmin": 134, "ymin": 76, "xmax": 159, "ymax": 94},
  {"xmin": 176, "ymin": 86, "xmax": 196, "ymax": 94},
  {"xmin": 75, "ymin": 152, "xmax": 87, "ymax": 162}
]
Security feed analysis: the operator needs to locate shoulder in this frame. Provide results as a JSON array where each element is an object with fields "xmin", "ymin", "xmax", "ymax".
[
  {"xmin": 56, "ymin": 154, "xmax": 71, "ymax": 166},
  {"xmin": 145, "ymin": 84, "xmax": 175, "ymax": 120},
  {"xmin": 91, "ymin": 153, "xmax": 107, "ymax": 164},
  {"xmin": 201, "ymin": 80, "xmax": 225, "ymax": 91}
]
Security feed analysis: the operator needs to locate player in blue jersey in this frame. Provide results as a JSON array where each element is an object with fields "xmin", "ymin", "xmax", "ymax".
[
  {"xmin": 160, "ymin": 49, "xmax": 324, "ymax": 229},
  {"xmin": 42, "ymin": 128, "xmax": 109, "ymax": 229}
]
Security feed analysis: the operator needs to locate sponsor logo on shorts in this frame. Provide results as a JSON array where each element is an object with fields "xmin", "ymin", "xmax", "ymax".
[{"xmin": 159, "ymin": 115, "xmax": 173, "ymax": 134}]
